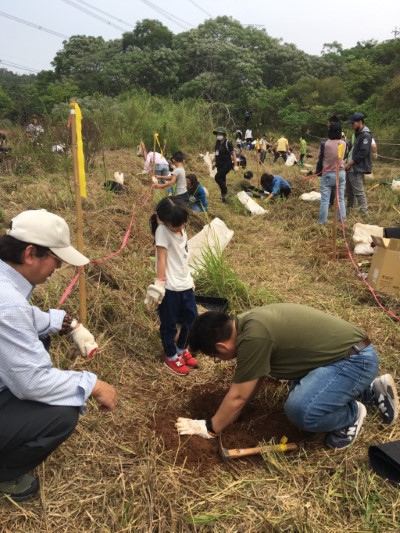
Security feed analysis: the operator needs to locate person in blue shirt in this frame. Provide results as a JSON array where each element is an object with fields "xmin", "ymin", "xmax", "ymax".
[
  {"xmin": 186, "ymin": 173, "xmax": 208, "ymax": 213},
  {"xmin": 260, "ymin": 173, "xmax": 292, "ymax": 201},
  {"xmin": 0, "ymin": 210, "xmax": 117, "ymax": 502}
]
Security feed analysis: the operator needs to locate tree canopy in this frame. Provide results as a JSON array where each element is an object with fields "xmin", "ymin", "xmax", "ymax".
[{"xmin": 1, "ymin": 16, "xmax": 399, "ymax": 138}]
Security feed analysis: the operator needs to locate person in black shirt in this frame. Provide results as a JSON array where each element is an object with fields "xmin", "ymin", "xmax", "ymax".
[{"xmin": 212, "ymin": 127, "xmax": 239, "ymax": 203}]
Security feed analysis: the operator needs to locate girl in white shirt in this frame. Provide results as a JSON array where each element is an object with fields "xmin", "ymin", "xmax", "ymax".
[{"xmin": 148, "ymin": 197, "xmax": 198, "ymax": 376}]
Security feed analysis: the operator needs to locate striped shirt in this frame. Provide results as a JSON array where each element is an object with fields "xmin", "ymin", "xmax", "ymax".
[{"xmin": 0, "ymin": 260, "xmax": 97, "ymax": 413}]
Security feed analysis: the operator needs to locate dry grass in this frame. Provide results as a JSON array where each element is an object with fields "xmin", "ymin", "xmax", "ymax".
[{"xmin": 0, "ymin": 147, "xmax": 400, "ymax": 532}]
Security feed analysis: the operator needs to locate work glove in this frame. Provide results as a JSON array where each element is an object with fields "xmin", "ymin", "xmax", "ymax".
[
  {"xmin": 176, "ymin": 417, "xmax": 216, "ymax": 439},
  {"xmin": 70, "ymin": 324, "xmax": 98, "ymax": 359},
  {"xmin": 144, "ymin": 279, "xmax": 166, "ymax": 310}
]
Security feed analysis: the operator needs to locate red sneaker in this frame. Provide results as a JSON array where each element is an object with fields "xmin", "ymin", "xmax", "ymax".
[
  {"xmin": 180, "ymin": 349, "xmax": 198, "ymax": 369},
  {"xmin": 164, "ymin": 357, "xmax": 190, "ymax": 376}
]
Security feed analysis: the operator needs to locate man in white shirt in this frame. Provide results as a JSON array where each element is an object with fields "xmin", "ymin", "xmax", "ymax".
[{"xmin": 0, "ymin": 210, "xmax": 116, "ymax": 502}]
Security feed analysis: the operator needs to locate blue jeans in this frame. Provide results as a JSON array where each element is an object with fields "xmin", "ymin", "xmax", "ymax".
[
  {"xmin": 158, "ymin": 289, "xmax": 198, "ymax": 358},
  {"xmin": 155, "ymin": 164, "xmax": 169, "ymax": 176},
  {"xmin": 319, "ymin": 170, "xmax": 346, "ymax": 224},
  {"xmin": 189, "ymin": 203, "xmax": 205, "ymax": 213},
  {"xmin": 284, "ymin": 345, "xmax": 378, "ymax": 433}
]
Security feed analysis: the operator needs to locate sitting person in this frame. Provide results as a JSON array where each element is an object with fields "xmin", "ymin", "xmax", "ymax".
[
  {"xmin": 186, "ymin": 173, "xmax": 208, "ymax": 213},
  {"xmin": 260, "ymin": 173, "xmax": 291, "ymax": 201},
  {"xmin": 232, "ymin": 171, "xmax": 265, "ymax": 198}
]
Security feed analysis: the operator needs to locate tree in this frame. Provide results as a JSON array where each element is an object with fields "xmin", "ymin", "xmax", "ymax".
[{"xmin": 122, "ymin": 19, "xmax": 173, "ymax": 50}]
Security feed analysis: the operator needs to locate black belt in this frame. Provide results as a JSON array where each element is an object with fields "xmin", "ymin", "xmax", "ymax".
[{"xmin": 348, "ymin": 337, "xmax": 371, "ymax": 356}]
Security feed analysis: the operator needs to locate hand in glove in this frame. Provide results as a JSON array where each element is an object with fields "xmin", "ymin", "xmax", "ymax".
[
  {"xmin": 144, "ymin": 279, "xmax": 166, "ymax": 310},
  {"xmin": 71, "ymin": 323, "xmax": 98, "ymax": 359},
  {"xmin": 176, "ymin": 417, "xmax": 217, "ymax": 439}
]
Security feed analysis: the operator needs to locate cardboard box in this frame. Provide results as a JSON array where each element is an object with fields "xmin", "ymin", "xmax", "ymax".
[{"xmin": 368, "ymin": 236, "xmax": 400, "ymax": 296}]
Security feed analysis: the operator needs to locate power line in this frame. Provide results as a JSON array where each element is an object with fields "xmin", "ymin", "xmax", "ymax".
[
  {"xmin": 0, "ymin": 59, "xmax": 40, "ymax": 74},
  {"xmin": 187, "ymin": 0, "xmax": 212, "ymax": 18},
  {"xmin": 76, "ymin": 0, "xmax": 133, "ymax": 29},
  {"xmin": 139, "ymin": 0, "xmax": 193, "ymax": 31},
  {"xmin": 60, "ymin": 0, "xmax": 126, "ymax": 32},
  {"xmin": 0, "ymin": 10, "xmax": 69, "ymax": 39}
]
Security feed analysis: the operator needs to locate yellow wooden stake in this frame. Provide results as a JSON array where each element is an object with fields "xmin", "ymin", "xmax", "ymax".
[{"xmin": 69, "ymin": 100, "xmax": 87, "ymax": 326}]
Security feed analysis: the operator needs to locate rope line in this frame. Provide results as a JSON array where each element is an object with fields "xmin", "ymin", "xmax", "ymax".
[{"xmin": 57, "ymin": 192, "xmax": 152, "ymax": 307}]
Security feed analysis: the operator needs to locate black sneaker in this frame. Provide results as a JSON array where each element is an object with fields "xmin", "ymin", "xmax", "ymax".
[
  {"xmin": 0, "ymin": 473, "xmax": 39, "ymax": 502},
  {"xmin": 371, "ymin": 374, "xmax": 399, "ymax": 425},
  {"xmin": 325, "ymin": 402, "xmax": 367, "ymax": 450}
]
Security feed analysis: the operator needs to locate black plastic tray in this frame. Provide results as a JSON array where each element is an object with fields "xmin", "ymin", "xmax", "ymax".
[
  {"xmin": 384, "ymin": 227, "xmax": 400, "ymax": 239},
  {"xmin": 195, "ymin": 295, "xmax": 228, "ymax": 313}
]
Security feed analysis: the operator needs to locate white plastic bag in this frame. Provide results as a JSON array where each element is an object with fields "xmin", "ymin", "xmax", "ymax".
[
  {"xmin": 299, "ymin": 191, "xmax": 321, "ymax": 201},
  {"xmin": 236, "ymin": 191, "xmax": 268, "ymax": 215},
  {"xmin": 353, "ymin": 222, "xmax": 383, "ymax": 255},
  {"xmin": 188, "ymin": 218, "xmax": 234, "ymax": 273},
  {"xmin": 391, "ymin": 179, "xmax": 400, "ymax": 193}
]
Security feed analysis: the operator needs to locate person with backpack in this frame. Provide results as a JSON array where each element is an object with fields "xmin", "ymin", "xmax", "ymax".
[{"xmin": 212, "ymin": 127, "xmax": 239, "ymax": 203}]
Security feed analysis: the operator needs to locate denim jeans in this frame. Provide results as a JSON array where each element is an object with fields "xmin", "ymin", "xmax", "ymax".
[
  {"xmin": 155, "ymin": 164, "xmax": 169, "ymax": 176},
  {"xmin": 284, "ymin": 344, "xmax": 379, "ymax": 433},
  {"xmin": 319, "ymin": 170, "xmax": 346, "ymax": 224},
  {"xmin": 158, "ymin": 288, "xmax": 198, "ymax": 358}
]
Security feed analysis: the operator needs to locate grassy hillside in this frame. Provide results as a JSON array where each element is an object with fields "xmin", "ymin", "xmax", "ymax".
[{"xmin": 0, "ymin": 142, "xmax": 399, "ymax": 531}]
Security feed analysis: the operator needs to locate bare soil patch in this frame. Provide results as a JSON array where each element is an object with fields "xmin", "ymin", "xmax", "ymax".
[{"xmin": 150, "ymin": 379, "xmax": 307, "ymax": 470}]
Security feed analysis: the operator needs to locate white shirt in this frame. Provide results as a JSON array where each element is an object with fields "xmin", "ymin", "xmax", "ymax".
[
  {"xmin": 245, "ymin": 129, "xmax": 253, "ymax": 139},
  {"xmin": 155, "ymin": 224, "xmax": 193, "ymax": 291},
  {"xmin": 144, "ymin": 151, "xmax": 169, "ymax": 172}
]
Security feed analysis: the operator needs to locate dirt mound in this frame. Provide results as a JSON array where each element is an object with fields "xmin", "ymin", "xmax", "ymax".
[{"xmin": 151, "ymin": 379, "xmax": 307, "ymax": 470}]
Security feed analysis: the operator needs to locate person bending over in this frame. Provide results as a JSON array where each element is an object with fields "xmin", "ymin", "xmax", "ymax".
[{"xmin": 176, "ymin": 304, "xmax": 398, "ymax": 450}]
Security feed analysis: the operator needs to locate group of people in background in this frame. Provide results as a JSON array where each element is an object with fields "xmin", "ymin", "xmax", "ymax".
[{"xmin": 144, "ymin": 109, "xmax": 374, "ymax": 227}]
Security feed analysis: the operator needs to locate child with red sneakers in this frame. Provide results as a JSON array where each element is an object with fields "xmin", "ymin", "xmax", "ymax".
[{"xmin": 145, "ymin": 196, "xmax": 198, "ymax": 376}]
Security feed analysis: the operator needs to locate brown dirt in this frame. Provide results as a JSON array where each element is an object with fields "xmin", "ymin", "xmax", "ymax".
[{"xmin": 150, "ymin": 379, "xmax": 308, "ymax": 471}]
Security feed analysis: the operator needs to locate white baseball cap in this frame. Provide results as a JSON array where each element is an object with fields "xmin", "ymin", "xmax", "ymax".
[{"xmin": 7, "ymin": 209, "xmax": 89, "ymax": 266}]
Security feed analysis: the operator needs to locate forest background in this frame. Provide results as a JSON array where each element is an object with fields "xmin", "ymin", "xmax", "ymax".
[{"xmin": 1, "ymin": 15, "xmax": 400, "ymax": 156}]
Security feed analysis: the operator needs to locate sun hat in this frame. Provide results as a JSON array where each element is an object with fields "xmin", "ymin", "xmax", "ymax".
[
  {"xmin": 7, "ymin": 209, "xmax": 89, "ymax": 266},
  {"xmin": 213, "ymin": 126, "xmax": 227, "ymax": 135}
]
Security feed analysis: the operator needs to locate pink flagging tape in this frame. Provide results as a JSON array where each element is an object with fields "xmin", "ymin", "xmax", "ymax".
[
  {"xmin": 57, "ymin": 269, "xmax": 82, "ymax": 308},
  {"xmin": 57, "ymin": 193, "xmax": 152, "ymax": 307}
]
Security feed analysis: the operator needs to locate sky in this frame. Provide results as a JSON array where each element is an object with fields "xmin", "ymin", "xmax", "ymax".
[{"xmin": 1, "ymin": 0, "xmax": 399, "ymax": 75}]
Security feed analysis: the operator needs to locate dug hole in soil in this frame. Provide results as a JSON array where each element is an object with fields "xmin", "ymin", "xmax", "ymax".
[{"xmin": 151, "ymin": 379, "xmax": 307, "ymax": 471}]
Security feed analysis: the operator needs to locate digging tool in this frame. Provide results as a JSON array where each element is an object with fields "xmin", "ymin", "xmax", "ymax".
[{"xmin": 220, "ymin": 442, "xmax": 298, "ymax": 460}]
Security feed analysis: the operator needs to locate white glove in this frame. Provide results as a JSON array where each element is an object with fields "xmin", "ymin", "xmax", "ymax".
[
  {"xmin": 233, "ymin": 165, "xmax": 239, "ymax": 172},
  {"xmin": 176, "ymin": 417, "xmax": 216, "ymax": 439},
  {"xmin": 70, "ymin": 324, "xmax": 98, "ymax": 359},
  {"xmin": 144, "ymin": 279, "xmax": 166, "ymax": 310},
  {"xmin": 151, "ymin": 176, "xmax": 158, "ymax": 184}
]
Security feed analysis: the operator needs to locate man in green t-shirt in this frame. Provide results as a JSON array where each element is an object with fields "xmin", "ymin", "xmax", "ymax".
[{"xmin": 176, "ymin": 304, "xmax": 398, "ymax": 450}]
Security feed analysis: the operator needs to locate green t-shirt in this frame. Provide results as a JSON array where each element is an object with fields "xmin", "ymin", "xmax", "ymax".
[
  {"xmin": 300, "ymin": 138, "xmax": 307, "ymax": 154},
  {"xmin": 233, "ymin": 304, "xmax": 366, "ymax": 383},
  {"xmin": 232, "ymin": 178, "xmax": 263, "ymax": 196}
]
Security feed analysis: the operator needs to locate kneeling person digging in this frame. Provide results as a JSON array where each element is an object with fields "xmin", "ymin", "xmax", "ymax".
[{"xmin": 176, "ymin": 304, "xmax": 398, "ymax": 449}]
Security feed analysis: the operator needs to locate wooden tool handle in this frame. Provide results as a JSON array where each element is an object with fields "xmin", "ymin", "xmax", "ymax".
[{"xmin": 226, "ymin": 442, "xmax": 298, "ymax": 458}]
